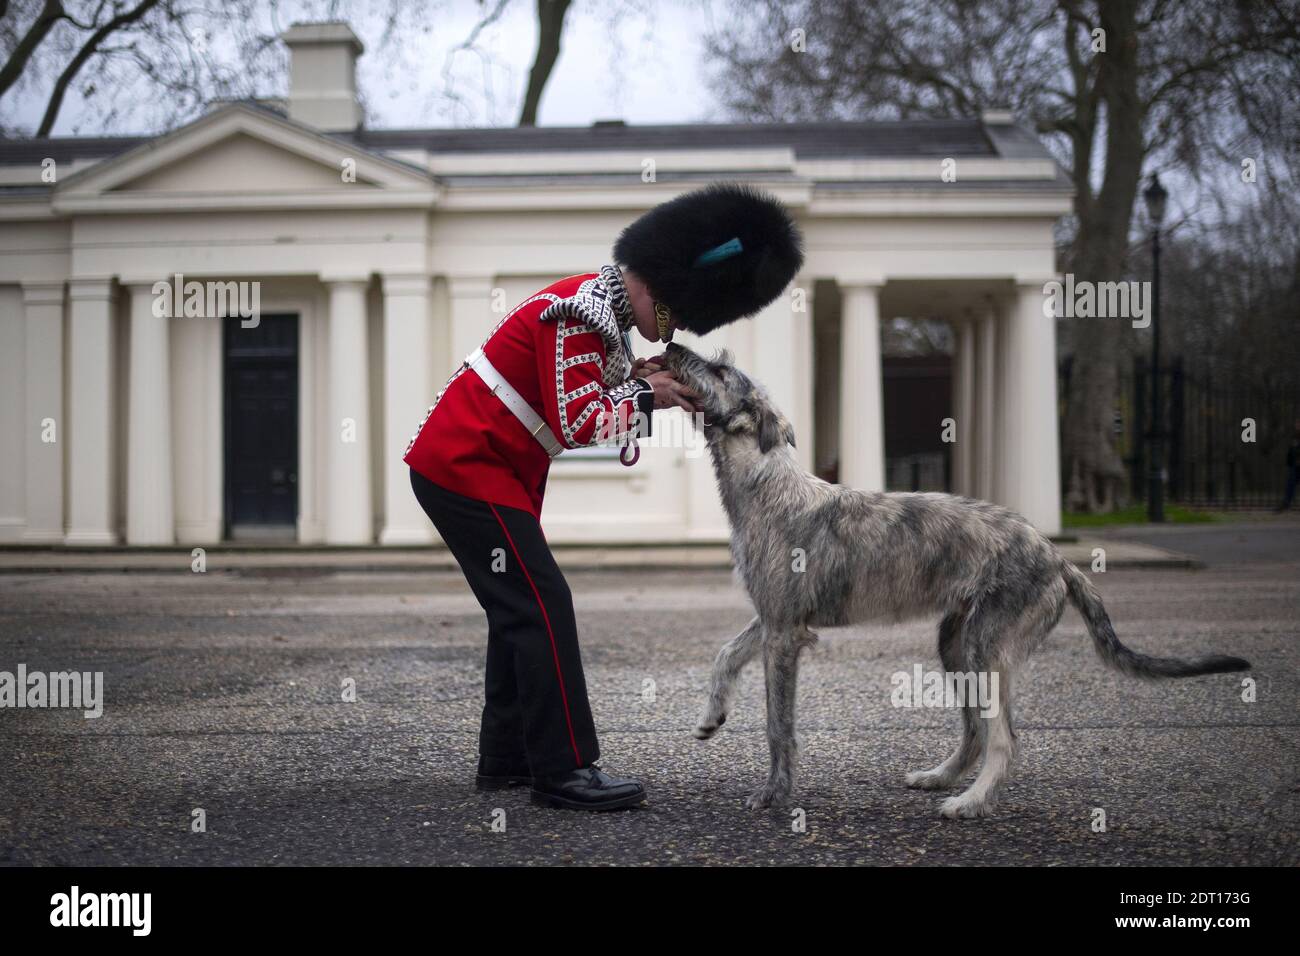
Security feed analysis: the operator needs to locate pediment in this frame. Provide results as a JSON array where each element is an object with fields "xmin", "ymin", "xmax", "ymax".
[
  {"xmin": 114, "ymin": 131, "xmax": 361, "ymax": 192},
  {"xmin": 54, "ymin": 103, "xmax": 434, "ymax": 210}
]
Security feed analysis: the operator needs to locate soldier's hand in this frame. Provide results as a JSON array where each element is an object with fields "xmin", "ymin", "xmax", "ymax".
[
  {"xmin": 631, "ymin": 356, "xmax": 665, "ymax": 378},
  {"xmin": 644, "ymin": 370, "xmax": 698, "ymax": 412}
]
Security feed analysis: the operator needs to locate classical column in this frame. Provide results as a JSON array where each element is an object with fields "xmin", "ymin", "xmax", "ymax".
[
  {"xmin": 950, "ymin": 317, "xmax": 964, "ymax": 495},
  {"xmin": 65, "ymin": 278, "xmax": 117, "ymax": 545},
  {"xmin": 790, "ymin": 276, "xmax": 815, "ymax": 473},
  {"xmin": 838, "ymin": 282, "xmax": 886, "ymax": 492},
  {"xmin": 172, "ymin": 303, "xmax": 222, "ymax": 543},
  {"xmin": 962, "ymin": 317, "xmax": 978, "ymax": 494},
  {"xmin": 296, "ymin": 298, "xmax": 323, "ymax": 544},
  {"xmin": 1011, "ymin": 281, "xmax": 1062, "ymax": 535},
  {"xmin": 447, "ymin": 275, "xmax": 495, "ymax": 371},
  {"xmin": 951, "ymin": 316, "xmax": 976, "ymax": 496},
  {"xmin": 126, "ymin": 284, "xmax": 175, "ymax": 544},
  {"xmin": 21, "ymin": 283, "xmax": 64, "ymax": 542},
  {"xmin": 995, "ymin": 293, "xmax": 1020, "ymax": 510},
  {"xmin": 380, "ymin": 273, "xmax": 434, "ymax": 545},
  {"xmin": 326, "ymin": 277, "xmax": 373, "ymax": 544},
  {"xmin": 752, "ymin": 287, "xmax": 800, "ymax": 451},
  {"xmin": 974, "ymin": 302, "xmax": 998, "ymax": 503}
]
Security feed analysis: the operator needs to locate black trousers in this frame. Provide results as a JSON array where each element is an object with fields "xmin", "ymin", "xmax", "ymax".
[{"xmin": 410, "ymin": 469, "xmax": 599, "ymax": 776}]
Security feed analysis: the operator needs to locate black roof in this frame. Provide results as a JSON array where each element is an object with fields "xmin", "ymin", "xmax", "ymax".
[
  {"xmin": 0, "ymin": 111, "xmax": 1071, "ymax": 199},
  {"xmin": 0, "ymin": 117, "xmax": 1025, "ymax": 168},
  {"xmin": 342, "ymin": 119, "xmax": 1000, "ymax": 159},
  {"xmin": 0, "ymin": 133, "xmax": 149, "ymax": 166}
]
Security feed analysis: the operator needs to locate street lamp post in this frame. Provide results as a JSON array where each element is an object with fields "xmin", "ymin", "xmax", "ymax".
[{"xmin": 1143, "ymin": 174, "xmax": 1168, "ymax": 523}]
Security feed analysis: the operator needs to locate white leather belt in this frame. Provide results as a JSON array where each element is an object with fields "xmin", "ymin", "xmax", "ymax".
[{"xmin": 466, "ymin": 348, "xmax": 564, "ymax": 458}]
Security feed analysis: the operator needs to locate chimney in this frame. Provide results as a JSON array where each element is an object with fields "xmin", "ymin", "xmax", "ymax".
[{"xmin": 282, "ymin": 22, "xmax": 364, "ymax": 131}]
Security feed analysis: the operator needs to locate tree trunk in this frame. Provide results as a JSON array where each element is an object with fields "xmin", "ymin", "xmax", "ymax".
[
  {"xmin": 36, "ymin": 0, "xmax": 160, "ymax": 137},
  {"xmin": 0, "ymin": 0, "xmax": 64, "ymax": 102},
  {"xmin": 1062, "ymin": 0, "xmax": 1146, "ymax": 511},
  {"xmin": 518, "ymin": 0, "xmax": 571, "ymax": 127}
]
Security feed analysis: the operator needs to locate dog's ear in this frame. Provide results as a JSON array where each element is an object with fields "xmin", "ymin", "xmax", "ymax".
[{"xmin": 757, "ymin": 408, "xmax": 793, "ymax": 453}]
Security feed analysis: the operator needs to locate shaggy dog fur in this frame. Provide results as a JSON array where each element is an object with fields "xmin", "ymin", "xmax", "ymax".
[{"xmin": 664, "ymin": 342, "xmax": 1249, "ymax": 818}]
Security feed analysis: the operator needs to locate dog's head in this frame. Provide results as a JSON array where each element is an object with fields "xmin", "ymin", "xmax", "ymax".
[{"xmin": 663, "ymin": 342, "xmax": 795, "ymax": 454}]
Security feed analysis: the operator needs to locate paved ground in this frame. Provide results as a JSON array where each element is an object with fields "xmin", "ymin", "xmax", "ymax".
[
  {"xmin": 0, "ymin": 533, "xmax": 1192, "ymax": 573},
  {"xmin": 1099, "ymin": 518, "xmax": 1300, "ymax": 567},
  {"xmin": 0, "ymin": 530, "xmax": 1296, "ymax": 866}
]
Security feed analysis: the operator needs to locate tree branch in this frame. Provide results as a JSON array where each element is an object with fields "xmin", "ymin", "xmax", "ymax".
[
  {"xmin": 0, "ymin": 0, "xmax": 65, "ymax": 100},
  {"xmin": 37, "ymin": 0, "xmax": 161, "ymax": 136}
]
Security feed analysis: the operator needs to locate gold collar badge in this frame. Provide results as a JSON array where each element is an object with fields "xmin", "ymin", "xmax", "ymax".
[{"xmin": 654, "ymin": 301, "xmax": 673, "ymax": 342}]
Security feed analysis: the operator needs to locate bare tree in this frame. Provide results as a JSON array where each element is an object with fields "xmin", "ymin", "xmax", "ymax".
[
  {"xmin": 2, "ymin": 0, "xmax": 658, "ymax": 136},
  {"xmin": 1, "ymin": 0, "xmax": 296, "ymax": 135},
  {"xmin": 0, "ymin": 0, "xmax": 439, "ymax": 136},
  {"xmin": 705, "ymin": 0, "xmax": 1300, "ymax": 512},
  {"xmin": 518, "ymin": 0, "xmax": 571, "ymax": 125},
  {"xmin": 0, "ymin": 0, "xmax": 62, "ymax": 102},
  {"xmin": 34, "ymin": 0, "xmax": 161, "ymax": 136}
]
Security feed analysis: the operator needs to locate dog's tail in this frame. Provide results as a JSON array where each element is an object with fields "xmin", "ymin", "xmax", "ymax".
[{"xmin": 1061, "ymin": 562, "xmax": 1249, "ymax": 679}]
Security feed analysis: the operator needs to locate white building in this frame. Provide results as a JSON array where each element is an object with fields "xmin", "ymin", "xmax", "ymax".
[{"xmin": 0, "ymin": 22, "xmax": 1069, "ymax": 548}]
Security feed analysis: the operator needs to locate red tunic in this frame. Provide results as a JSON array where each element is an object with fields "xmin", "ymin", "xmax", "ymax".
[{"xmin": 403, "ymin": 272, "xmax": 654, "ymax": 517}]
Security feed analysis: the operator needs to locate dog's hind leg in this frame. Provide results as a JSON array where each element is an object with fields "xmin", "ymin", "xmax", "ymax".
[
  {"xmin": 745, "ymin": 629, "xmax": 808, "ymax": 809},
  {"xmin": 694, "ymin": 615, "xmax": 763, "ymax": 740},
  {"xmin": 938, "ymin": 607, "xmax": 1026, "ymax": 819},
  {"xmin": 939, "ymin": 582, "xmax": 1064, "ymax": 819},
  {"xmin": 905, "ymin": 612, "xmax": 981, "ymax": 791},
  {"xmin": 940, "ymin": 669, "xmax": 1013, "ymax": 819}
]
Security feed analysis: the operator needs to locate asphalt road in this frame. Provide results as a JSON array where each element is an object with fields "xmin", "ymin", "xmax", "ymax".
[
  {"xmin": 0, "ymin": 545, "xmax": 1296, "ymax": 866},
  {"xmin": 1101, "ymin": 519, "xmax": 1300, "ymax": 567}
]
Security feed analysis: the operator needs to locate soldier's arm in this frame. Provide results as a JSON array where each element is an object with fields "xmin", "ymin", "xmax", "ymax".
[{"xmin": 539, "ymin": 316, "xmax": 654, "ymax": 449}]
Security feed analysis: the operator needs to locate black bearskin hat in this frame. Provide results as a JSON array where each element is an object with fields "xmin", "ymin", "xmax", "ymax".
[{"xmin": 613, "ymin": 182, "xmax": 803, "ymax": 335}]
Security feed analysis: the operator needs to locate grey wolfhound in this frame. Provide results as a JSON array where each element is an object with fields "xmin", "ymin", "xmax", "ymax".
[{"xmin": 662, "ymin": 342, "xmax": 1249, "ymax": 819}]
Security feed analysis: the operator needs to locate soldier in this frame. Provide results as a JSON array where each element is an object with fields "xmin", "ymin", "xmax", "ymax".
[{"xmin": 405, "ymin": 183, "xmax": 803, "ymax": 810}]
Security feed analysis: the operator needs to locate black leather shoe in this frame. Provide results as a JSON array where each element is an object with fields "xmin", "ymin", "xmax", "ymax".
[
  {"xmin": 530, "ymin": 765, "xmax": 646, "ymax": 811},
  {"xmin": 475, "ymin": 755, "xmax": 532, "ymax": 791}
]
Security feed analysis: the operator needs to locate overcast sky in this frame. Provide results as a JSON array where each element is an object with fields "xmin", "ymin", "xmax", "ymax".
[
  {"xmin": 379, "ymin": 0, "xmax": 718, "ymax": 129},
  {"xmin": 3, "ymin": 0, "xmax": 722, "ymax": 135}
]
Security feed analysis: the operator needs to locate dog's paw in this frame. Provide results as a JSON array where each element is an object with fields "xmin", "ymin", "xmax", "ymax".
[
  {"xmin": 905, "ymin": 769, "xmax": 955, "ymax": 791},
  {"xmin": 744, "ymin": 784, "xmax": 791, "ymax": 810},
  {"xmin": 692, "ymin": 712, "xmax": 725, "ymax": 740},
  {"xmin": 939, "ymin": 795, "xmax": 992, "ymax": 820}
]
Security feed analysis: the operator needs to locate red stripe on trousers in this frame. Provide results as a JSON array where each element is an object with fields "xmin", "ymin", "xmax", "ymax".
[{"xmin": 488, "ymin": 503, "xmax": 583, "ymax": 768}]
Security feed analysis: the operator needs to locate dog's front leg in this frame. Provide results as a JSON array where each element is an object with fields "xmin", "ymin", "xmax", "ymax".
[
  {"xmin": 694, "ymin": 616, "xmax": 763, "ymax": 739},
  {"xmin": 745, "ymin": 634, "xmax": 802, "ymax": 810}
]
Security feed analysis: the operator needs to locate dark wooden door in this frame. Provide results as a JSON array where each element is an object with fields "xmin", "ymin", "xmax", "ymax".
[{"xmin": 224, "ymin": 314, "xmax": 298, "ymax": 537}]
